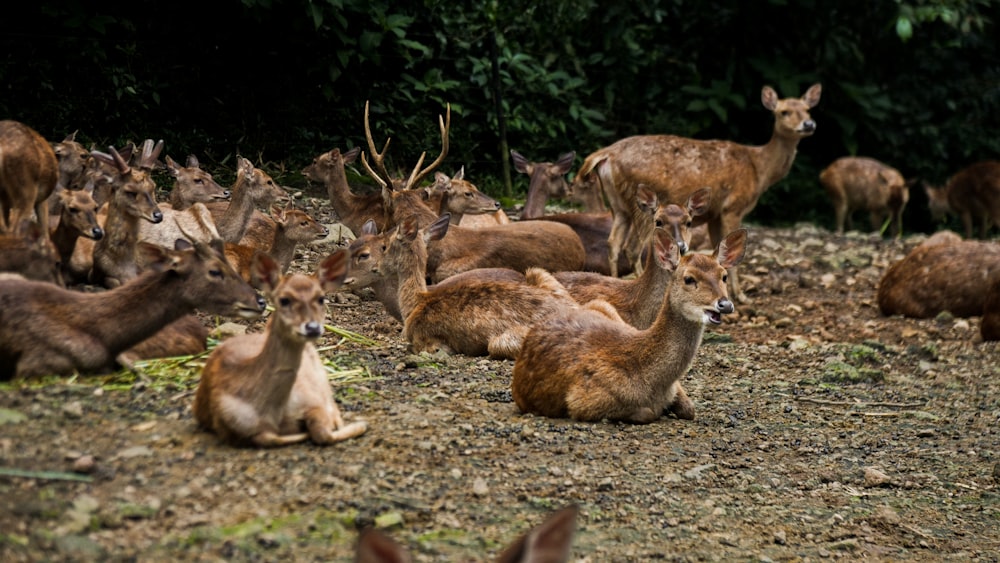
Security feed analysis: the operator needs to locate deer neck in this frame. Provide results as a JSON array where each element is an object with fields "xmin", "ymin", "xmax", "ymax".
[
  {"xmin": 268, "ymin": 226, "xmax": 298, "ymax": 272},
  {"xmin": 324, "ymin": 161, "xmax": 371, "ymax": 230},
  {"xmin": 50, "ymin": 220, "xmax": 82, "ymax": 265},
  {"xmin": 632, "ymin": 292, "xmax": 705, "ymax": 389},
  {"xmin": 95, "ymin": 198, "xmax": 140, "ymax": 261},
  {"xmin": 629, "ymin": 251, "xmax": 673, "ymax": 330},
  {"xmin": 244, "ymin": 318, "xmax": 310, "ymax": 411},
  {"xmin": 394, "ymin": 246, "xmax": 430, "ymax": 322},
  {"xmin": 521, "ymin": 174, "xmax": 549, "ymax": 219},
  {"xmin": 753, "ymin": 129, "xmax": 803, "ymax": 191},
  {"xmin": 219, "ymin": 176, "xmax": 255, "ymax": 242}
]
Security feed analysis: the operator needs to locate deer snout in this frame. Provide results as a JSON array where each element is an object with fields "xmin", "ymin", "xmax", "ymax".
[
  {"xmin": 256, "ymin": 295, "xmax": 267, "ymax": 310},
  {"xmin": 90, "ymin": 226, "xmax": 105, "ymax": 240},
  {"xmin": 677, "ymin": 241, "xmax": 689, "ymax": 255},
  {"xmin": 217, "ymin": 190, "xmax": 232, "ymax": 200},
  {"xmin": 302, "ymin": 321, "xmax": 323, "ymax": 338},
  {"xmin": 493, "ymin": 201, "xmax": 502, "ymax": 210},
  {"xmin": 151, "ymin": 210, "xmax": 164, "ymax": 223},
  {"xmin": 717, "ymin": 298, "xmax": 734, "ymax": 315},
  {"xmin": 799, "ymin": 119, "xmax": 817, "ymax": 134}
]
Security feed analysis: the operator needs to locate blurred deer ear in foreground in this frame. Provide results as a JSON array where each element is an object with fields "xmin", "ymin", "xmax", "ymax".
[{"xmin": 355, "ymin": 505, "xmax": 578, "ymax": 563}]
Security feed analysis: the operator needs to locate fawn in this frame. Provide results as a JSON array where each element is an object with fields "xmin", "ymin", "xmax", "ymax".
[
  {"xmin": 193, "ymin": 250, "xmax": 367, "ymax": 447},
  {"xmin": 512, "ymin": 229, "xmax": 747, "ymax": 423}
]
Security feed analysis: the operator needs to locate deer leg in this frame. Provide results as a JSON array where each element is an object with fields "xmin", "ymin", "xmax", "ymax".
[
  {"xmin": 833, "ymin": 199, "xmax": 848, "ymax": 235},
  {"xmin": 251, "ymin": 431, "xmax": 310, "ymax": 448},
  {"xmin": 961, "ymin": 212, "xmax": 974, "ymax": 239},
  {"xmin": 664, "ymin": 382, "xmax": 695, "ymax": 420}
]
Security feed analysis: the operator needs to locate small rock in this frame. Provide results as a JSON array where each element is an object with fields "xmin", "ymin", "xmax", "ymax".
[
  {"xmin": 864, "ymin": 467, "xmax": 891, "ymax": 487},
  {"xmin": 117, "ymin": 445, "xmax": 153, "ymax": 459},
  {"xmin": 773, "ymin": 317, "xmax": 793, "ymax": 328},
  {"xmin": 916, "ymin": 429, "xmax": 935, "ymax": 438},
  {"xmin": 597, "ymin": 478, "xmax": 614, "ymax": 491},
  {"xmin": 72, "ymin": 455, "xmax": 96, "ymax": 474},
  {"xmin": 953, "ymin": 319, "xmax": 970, "ymax": 331},
  {"xmin": 472, "ymin": 477, "xmax": 489, "ymax": 496},
  {"xmin": 62, "ymin": 401, "xmax": 84, "ymax": 419},
  {"xmin": 683, "ymin": 464, "xmax": 716, "ymax": 480},
  {"xmin": 773, "ymin": 529, "xmax": 787, "ymax": 545},
  {"xmin": 212, "ymin": 322, "xmax": 247, "ymax": 338}
]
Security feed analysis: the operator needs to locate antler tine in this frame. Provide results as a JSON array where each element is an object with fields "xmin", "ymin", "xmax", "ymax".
[
  {"xmin": 402, "ymin": 151, "xmax": 428, "ymax": 191},
  {"xmin": 363, "ymin": 100, "xmax": 395, "ymax": 189},
  {"xmin": 360, "ymin": 152, "xmax": 388, "ymax": 190},
  {"xmin": 408, "ymin": 103, "xmax": 451, "ymax": 189},
  {"xmin": 107, "ymin": 146, "xmax": 132, "ymax": 174}
]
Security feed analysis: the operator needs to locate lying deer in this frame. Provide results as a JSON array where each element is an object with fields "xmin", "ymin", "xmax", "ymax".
[
  {"xmin": 819, "ymin": 156, "xmax": 910, "ymax": 237},
  {"xmin": 378, "ymin": 214, "xmax": 580, "ymax": 359},
  {"xmin": 164, "ymin": 154, "xmax": 230, "ymax": 210},
  {"xmin": 512, "ymin": 229, "xmax": 746, "ymax": 423},
  {"xmin": 0, "ymin": 120, "xmax": 59, "ymax": 240},
  {"xmin": 580, "ymin": 83, "xmax": 820, "ymax": 301},
  {"xmin": 0, "ymin": 219, "xmax": 62, "ymax": 285},
  {"xmin": 512, "ymin": 149, "xmax": 577, "ymax": 219},
  {"xmin": 429, "ymin": 168, "xmax": 506, "ymax": 226},
  {"xmin": 302, "ymin": 146, "xmax": 390, "ymax": 235},
  {"xmin": 49, "ymin": 186, "xmax": 104, "ymax": 277},
  {"xmin": 924, "ymin": 160, "xmax": 1000, "ymax": 240},
  {"xmin": 206, "ymin": 156, "xmax": 287, "ymax": 243},
  {"xmin": 0, "ymin": 238, "xmax": 264, "ymax": 380},
  {"xmin": 116, "ymin": 315, "xmax": 209, "ymax": 370},
  {"xmin": 193, "ymin": 250, "xmax": 368, "ymax": 447},
  {"xmin": 877, "ymin": 231, "xmax": 1000, "ymax": 318},
  {"xmin": 356, "ymin": 505, "xmax": 578, "ymax": 563},
  {"xmin": 982, "ymin": 278, "xmax": 1000, "ymax": 342},
  {"xmin": 224, "ymin": 206, "xmax": 329, "ymax": 281}
]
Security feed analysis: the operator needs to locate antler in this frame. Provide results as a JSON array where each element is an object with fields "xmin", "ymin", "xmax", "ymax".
[
  {"xmin": 404, "ymin": 104, "xmax": 450, "ymax": 190},
  {"xmin": 363, "ymin": 100, "xmax": 395, "ymax": 189},
  {"xmin": 136, "ymin": 139, "xmax": 165, "ymax": 170}
]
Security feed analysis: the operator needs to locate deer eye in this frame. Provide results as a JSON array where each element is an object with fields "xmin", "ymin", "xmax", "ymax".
[
  {"xmin": 69, "ymin": 207, "xmax": 79, "ymax": 214},
  {"xmin": 686, "ymin": 221, "xmax": 692, "ymax": 227},
  {"xmin": 194, "ymin": 178, "xmax": 204, "ymax": 184},
  {"xmin": 684, "ymin": 276, "xmax": 696, "ymax": 285},
  {"xmin": 358, "ymin": 252, "xmax": 370, "ymax": 261},
  {"xmin": 279, "ymin": 297, "xmax": 291, "ymax": 307},
  {"xmin": 655, "ymin": 219, "xmax": 663, "ymax": 227},
  {"xmin": 317, "ymin": 296, "xmax": 325, "ymax": 306},
  {"xmin": 780, "ymin": 110, "xmax": 791, "ymax": 117},
  {"xmin": 722, "ymin": 274, "xmax": 728, "ymax": 283},
  {"xmin": 208, "ymin": 269, "xmax": 224, "ymax": 279},
  {"xmin": 126, "ymin": 191, "xmax": 138, "ymax": 199}
]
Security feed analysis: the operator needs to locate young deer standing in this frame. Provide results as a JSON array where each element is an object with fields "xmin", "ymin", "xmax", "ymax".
[
  {"xmin": 378, "ymin": 214, "xmax": 580, "ymax": 359},
  {"xmin": 819, "ymin": 156, "xmax": 910, "ymax": 237},
  {"xmin": 0, "ymin": 238, "xmax": 264, "ymax": 380},
  {"xmin": 224, "ymin": 206, "xmax": 329, "ymax": 281},
  {"xmin": 193, "ymin": 250, "xmax": 368, "ymax": 447},
  {"xmin": 581, "ymin": 83, "xmax": 820, "ymax": 300},
  {"xmin": 356, "ymin": 505, "xmax": 578, "ymax": 563},
  {"xmin": 0, "ymin": 120, "xmax": 59, "ymax": 240},
  {"xmin": 512, "ymin": 229, "xmax": 746, "ymax": 423},
  {"xmin": 924, "ymin": 160, "xmax": 1000, "ymax": 240}
]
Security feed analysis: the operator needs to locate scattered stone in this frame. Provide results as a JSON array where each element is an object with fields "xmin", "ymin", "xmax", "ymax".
[
  {"xmin": 773, "ymin": 529, "xmax": 787, "ymax": 545},
  {"xmin": 117, "ymin": 445, "xmax": 154, "ymax": 459},
  {"xmin": 72, "ymin": 455, "xmax": 96, "ymax": 474},
  {"xmin": 597, "ymin": 478, "xmax": 614, "ymax": 491},
  {"xmin": 683, "ymin": 464, "xmax": 716, "ymax": 480},
  {"xmin": 0, "ymin": 407, "xmax": 27, "ymax": 425},
  {"xmin": 472, "ymin": 477, "xmax": 489, "ymax": 496},
  {"xmin": 864, "ymin": 467, "xmax": 891, "ymax": 487},
  {"xmin": 62, "ymin": 401, "xmax": 84, "ymax": 419},
  {"xmin": 212, "ymin": 322, "xmax": 247, "ymax": 338}
]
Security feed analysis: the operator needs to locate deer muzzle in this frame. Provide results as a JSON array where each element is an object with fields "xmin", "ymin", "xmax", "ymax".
[{"xmin": 302, "ymin": 321, "xmax": 323, "ymax": 339}]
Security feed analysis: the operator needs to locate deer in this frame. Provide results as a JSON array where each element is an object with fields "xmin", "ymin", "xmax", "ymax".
[
  {"xmin": 819, "ymin": 156, "xmax": 910, "ymax": 237},
  {"xmin": 302, "ymin": 145, "xmax": 391, "ymax": 235},
  {"xmin": 982, "ymin": 277, "xmax": 1000, "ymax": 342},
  {"xmin": 877, "ymin": 231, "xmax": 1000, "ymax": 319},
  {"xmin": 924, "ymin": 160, "xmax": 1000, "ymax": 240},
  {"xmin": 224, "ymin": 205, "xmax": 329, "ymax": 281},
  {"xmin": 0, "ymin": 120, "xmax": 59, "ymax": 241},
  {"xmin": 205, "ymin": 156, "xmax": 288, "ymax": 243},
  {"xmin": 377, "ymin": 214, "xmax": 581, "ymax": 359},
  {"xmin": 580, "ymin": 83, "xmax": 821, "ymax": 301},
  {"xmin": 164, "ymin": 154, "xmax": 230, "ymax": 210},
  {"xmin": 0, "ymin": 238, "xmax": 265, "ymax": 380},
  {"xmin": 0, "ymin": 219, "xmax": 62, "ymax": 285},
  {"xmin": 429, "ymin": 168, "xmax": 506, "ymax": 225},
  {"xmin": 49, "ymin": 185, "xmax": 104, "ymax": 278},
  {"xmin": 51, "ymin": 130, "xmax": 92, "ymax": 191},
  {"xmin": 115, "ymin": 315, "xmax": 210, "ymax": 370},
  {"xmin": 193, "ymin": 249, "xmax": 368, "ymax": 447},
  {"xmin": 512, "ymin": 149, "xmax": 577, "ymax": 219},
  {"xmin": 356, "ymin": 505, "xmax": 578, "ymax": 563},
  {"xmin": 511, "ymin": 228, "xmax": 746, "ymax": 423}
]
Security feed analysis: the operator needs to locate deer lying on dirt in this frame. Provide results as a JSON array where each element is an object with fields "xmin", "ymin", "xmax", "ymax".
[
  {"xmin": 302, "ymin": 146, "xmax": 390, "ymax": 235},
  {"xmin": 224, "ymin": 206, "xmax": 329, "ymax": 281},
  {"xmin": 193, "ymin": 250, "xmax": 367, "ymax": 447},
  {"xmin": 205, "ymin": 156, "xmax": 287, "ymax": 243},
  {"xmin": 924, "ymin": 161, "xmax": 1000, "ymax": 240},
  {"xmin": 0, "ymin": 238, "xmax": 264, "ymax": 380},
  {"xmin": 511, "ymin": 229, "xmax": 746, "ymax": 423},
  {"xmin": 982, "ymin": 278, "xmax": 1000, "ymax": 342},
  {"xmin": 0, "ymin": 120, "xmax": 59, "ymax": 241},
  {"xmin": 580, "ymin": 83, "xmax": 820, "ymax": 301},
  {"xmin": 356, "ymin": 505, "xmax": 578, "ymax": 563},
  {"xmin": 877, "ymin": 231, "xmax": 1000, "ymax": 318},
  {"xmin": 377, "ymin": 214, "xmax": 580, "ymax": 359},
  {"xmin": 819, "ymin": 156, "xmax": 909, "ymax": 237},
  {"xmin": 164, "ymin": 155, "xmax": 230, "ymax": 209},
  {"xmin": 430, "ymin": 168, "xmax": 506, "ymax": 226},
  {"xmin": 0, "ymin": 220, "xmax": 62, "ymax": 285},
  {"xmin": 49, "ymin": 186, "xmax": 103, "ymax": 279}
]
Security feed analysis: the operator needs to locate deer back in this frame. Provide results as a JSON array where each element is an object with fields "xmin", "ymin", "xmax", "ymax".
[{"xmin": 0, "ymin": 120, "xmax": 59, "ymax": 236}]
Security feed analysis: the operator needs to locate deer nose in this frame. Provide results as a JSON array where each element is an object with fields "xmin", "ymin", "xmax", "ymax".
[
  {"xmin": 91, "ymin": 227, "xmax": 105, "ymax": 240},
  {"xmin": 151, "ymin": 210, "xmax": 164, "ymax": 223},
  {"xmin": 801, "ymin": 120, "xmax": 816, "ymax": 134},
  {"xmin": 303, "ymin": 321, "xmax": 323, "ymax": 338},
  {"xmin": 222, "ymin": 190, "xmax": 231, "ymax": 198},
  {"xmin": 493, "ymin": 201, "xmax": 502, "ymax": 210},
  {"xmin": 256, "ymin": 295, "xmax": 267, "ymax": 310},
  {"xmin": 717, "ymin": 298, "xmax": 734, "ymax": 315},
  {"xmin": 677, "ymin": 241, "xmax": 689, "ymax": 255}
]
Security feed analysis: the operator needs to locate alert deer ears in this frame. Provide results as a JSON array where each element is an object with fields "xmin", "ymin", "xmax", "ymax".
[
  {"xmin": 495, "ymin": 505, "xmax": 579, "ymax": 563},
  {"xmin": 424, "ymin": 214, "xmax": 451, "ymax": 243},
  {"xmin": 317, "ymin": 249, "xmax": 349, "ymax": 293},
  {"xmin": 250, "ymin": 251, "xmax": 282, "ymax": 294},
  {"xmin": 802, "ymin": 83, "xmax": 822, "ymax": 108},
  {"xmin": 761, "ymin": 86, "xmax": 779, "ymax": 111},
  {"xmin": 687, "ymin": 188, "xmax": 711, "ymax": 217},
  {"xmin": 652, "ymin": 229, "xmax": 681, "ymax": 271},
  {"xmin": 715, "ymin": 229, "xmax": 748, "ymax": 269},
  {"xmin": 361, "ymin": 219, "xmax": 379, "ymax": 236},
  {"xmin": 139, "ymin": 242, "xmax": 185, "ymax": 273},
  {"xmin": 554, "ymin": 151, "xmax": 576, "ymax": 174},
  {"xmin": 164, "ymin": 156, "xmax": 181, "ymax": 176},
  {"xmin": 510, "ymin": 149, "xmax": 531, "ymax": 174},
  {"xmin": 454, "ymin": 165, "xmax": 465, "ymax": 181}
]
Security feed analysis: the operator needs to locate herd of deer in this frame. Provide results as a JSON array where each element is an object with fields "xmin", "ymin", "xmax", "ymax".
[{"xmin": 1, "ymin": 81, "xmax": 999, "ymax": 558}]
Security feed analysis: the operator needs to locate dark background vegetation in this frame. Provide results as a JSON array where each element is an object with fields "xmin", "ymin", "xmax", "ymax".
[{"xmin": 1, "ymin": 0, "xmax": 998, "ymax": 233}]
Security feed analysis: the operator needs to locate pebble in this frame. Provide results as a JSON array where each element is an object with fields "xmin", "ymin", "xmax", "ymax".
[
  {"xmin": 773, "ymin": 529, "xmax": 787, "ymax": 545},
  {"xmin": 472, "ymin": 478, "xmax": 489, "ymax": 496},
  {"xmin": 72, "ymin": 455, "xmax": 96, "ymax": 474},
  {"xmin": 62, "ymin": 401, "xmax": 84, "ymax": 419},
  {"xmin": 864, "ymin": 467, "xmax": 891, "ymax": 487}
]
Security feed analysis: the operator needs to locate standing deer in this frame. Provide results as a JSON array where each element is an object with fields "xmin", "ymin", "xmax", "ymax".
[
  {"xmin": 581, "ymin": 83, "xmax": 821, "ymax": 301},
  {"xmin": 0, "ymin": 238, "xmax": 264, "ymax": 380},
  {"xmin": 302, "ymin": 145, "xmax": 390, "ymax": 234},
  {"xmin": 377, "ymin": 214, "xmax": 580, "ymax": 359},
  {"xmin": 356, "ymin": 505, "xmax": 579, "ymax": 563},
  {"xmin": 511, "ymin": 229, "xmax": 746, "ymax": 423},
  {"xmin": 0, "ymin": 120, "xmax": 59, "ymax": 240},
  {"xmin": 924, "ymin": 161, "xmax": 1000, "ymax": 240},
  {"xmin": 819, "ymin": 156, "xmax": 910, "ymax": 237},
  {"xmin": 193, "ymin": 250, "xmax": 368, "ymax": 447},
  {"xmin": 164, "ymin": 155, "xmax": 230, "ymax": 210}
]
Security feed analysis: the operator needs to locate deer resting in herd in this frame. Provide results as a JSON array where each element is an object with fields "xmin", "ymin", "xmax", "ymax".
[
  {"xmin": 511, "ymin": 229, "xmax": 746, "ymax": 423},
  {"xmin": 0, "ymin": 120, "xmax": 59, "ymax": 240},
  {"xmin": 164, "ymin": 154, "xmax": 230, "ymax": 210},
  {"xmin": 819, "ymin": 156, "xmax": 909, "ymax": 237},
  {"xmin": 302, "ymin": 145, "xmax": 391, "ymax": 235},
  {"xmin": 924, "ymin": 160, "xmax": 1000, "ymax": 240},
  {"xmin": 224, "ymin": 205, "xmax": 329, "ymax": 281},
  {"xmin": 377, "ymin": 214, "xmax": 580, "ymax": 359},
  {"xmin": 205, "ymin": 156, "xmax": 287, "ymax": 244},
  {"xmin": 0, "ymin": 219, "xmax": 62, "ymax": 285},
  {"xmin": 356, "ymin": 505, "xmax": 579, "ymax": 563},
  {"xmin": 49, "ymin": 185, "xmax": 104, "ymax": 279},
  {"xmin": 579, "ymin": 83, "xmax": 820, "ymax": 301},
  {"xmin": 0, "ymin": 238, "xmax": 264, "ymax": 380},
  {"xmin": 877, "ymin": 231, "xmax": 1000, "ymax": 319},
  {"xmin": 193, "ymin": 250, "xmax": 368, "ymax": 447}
]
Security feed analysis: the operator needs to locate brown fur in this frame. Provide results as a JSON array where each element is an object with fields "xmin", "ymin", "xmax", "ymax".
[
  {"xmin": 511, "ymin": 150, "xmax": 576, "ymax": 219},
  {"xmin": 193, "ymin": 250, "xmax": 367, "ymax": 447},
  {"xmin": 356, "ymin": 505, "xmax": 578, "ymax": 563},
  {"xmin": 0, "ymin": 120, "xmax": 58, "ymax": 240},
  {"xmin": 877, "ymin": 233, "xmax": 1000, "ymax": 318},
  {"xmin": 51, "ymin": 131, "xmax": 91, "ymax": 191},
  {"xmin": 378, "ymin": 215, "xmax": 580, "ymax": 359},
  {"xmin": 0, "ymin": 220, "xmax": 62, "ymax": 285},
  {"xmin": 116, "ymin": 315, "xmax": 209, "ymax": 368},
  {"xmin": 511, "ymin": 229, "xmax": 747, "ymax": 423},
  {"xmin": 302, "ymin": 146, "xmax": 389, "ymax": 235},
  {"xmin": 0, "ymin": 239, "xmax": 264, "ymax": 380},
  {"xmin": 819, "ymin": 156, "xmax": 909, "ymax": 237},
  {"xmin": 925, "ymin": 161, "xmax": 1000, "ymax": 239},
  {"xmin": 430, "ymin": 168, "xmax": 504, "ymax": 225},
  {"xmin": 982, "ymin": 276, "xmax": 1000, "ymax": 341},
  {"xmin": 164, "ymin": 154, "xmax": 229, "ymax": 210},
  {"xmin": 581, "ymin": 83, "xmax": 820, "ymax": 302},
  {"xmin": 206, "ymin": 157, "xmax": 287, "ymax": 243},
  {"xmin": 225, "ymin": 207, "xmax": 329, "ymax": 280}
]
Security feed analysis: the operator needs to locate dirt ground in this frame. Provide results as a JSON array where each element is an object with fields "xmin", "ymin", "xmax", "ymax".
[{"xmin": 1, "ymin": 193, "xmax": 999, "ymax": 562}]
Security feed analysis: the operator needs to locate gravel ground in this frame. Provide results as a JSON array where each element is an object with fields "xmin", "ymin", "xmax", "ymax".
[{"xmin": 1, "ymin": 195, "xmax": 998, "ymax": 562}]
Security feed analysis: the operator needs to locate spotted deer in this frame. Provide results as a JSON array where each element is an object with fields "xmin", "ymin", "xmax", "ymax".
[{"xmin": 819, "ymin": 156, "xmax": 909, "ymax": 237}]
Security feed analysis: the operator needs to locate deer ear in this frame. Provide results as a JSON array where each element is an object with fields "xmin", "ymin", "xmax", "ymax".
[
  {"xmin": 555, "ymin": 151, "xmax": 576, "ymax": 174},
  {"xmin": 715, "ymin": 229, "xmax": 748, "ymax": 269},
  {"xmin": 495, "ymin": 506, "xmax": 578, "ymax": 563},
  {"xmin": 761, "ymin": 86, "xmax": 779, "ymax": 111},
  {"xmin": 688, "ymin": 187, "xmax": 711, "ymax": 217},
  {"xmin": 164, "ymin": 156, "xmax": 181, "ymax": 176},
  {"xmin": 138, "ymin": 242, "xmax": 174, "ymax": 272},
  {"xmin": 361, "ymin": 219, "xmax": 378, "ymax": 236},
  {"xmin": 250, "ymin": 251, "xmax": 281, "ymax": 293},
  {"xmin": 510, "ymin": 150, "xmax": 530, "ymax": 174},
  {"xmin": 636, "ymin": 184, "xmax": 658, "ymax": 213},
  {"xmin": 425, "ymin": 214, "xmax": 450, "ymax": 242},
  {"xmin": 454, "ymin": 166, "xmax": 465, "ymax": 181},
  {"xmin": 802, "ymin": 83, "xmax": 822, "ymax": 108},
  {"xmin": 317, "ymin": 249, "xmax": 349, "ymax": 293},
  {"xmin": 355, "ymin": 528, "xmax": 411, "ymax": 563},
  {"xmin": 653, "ymin": 229, "xmax": 680, "ymax": 271}
]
